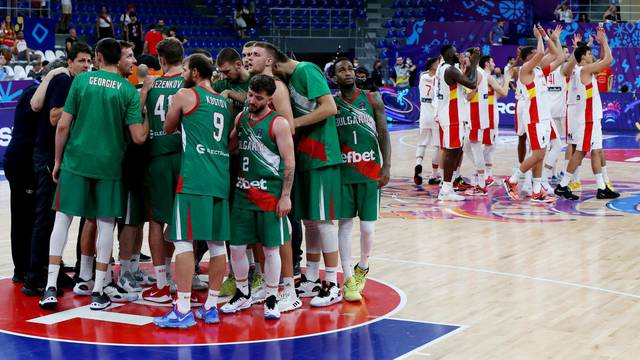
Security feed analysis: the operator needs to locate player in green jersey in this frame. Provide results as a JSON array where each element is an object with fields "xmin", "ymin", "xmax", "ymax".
[
  {"xmin": 270, "ymin": 42, "xmax": 343, "ymax": 307},
  {"xmin": 332, "ymin": 58, "xmax": 391, "ymax": 302},
  {"xmin": 39, "ymin": 38, "xmax": 148, "ymax": 311},
  {"xmin": 222, "ymin": 75, "xmax": 295, "ymax": 320},
  {"xmin": 214, "ymin": 47, "xmax": 251, "ymax": 115},
  {"xmin": 138, "ymin": 38, "xmax": 185, "ymax": 304},
  {"xmin": 153, "ymin": 54, "xmax": 234, "ymax": 329}
]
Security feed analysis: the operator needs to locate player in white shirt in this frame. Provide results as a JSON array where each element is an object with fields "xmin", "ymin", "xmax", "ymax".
[
  {"xmin": 555, "ymin": 26, "xmax": 619, "ymax": 200},
  {"xmin": 414, "ymin": 57, "xmax": 442, "ymax": 185}
]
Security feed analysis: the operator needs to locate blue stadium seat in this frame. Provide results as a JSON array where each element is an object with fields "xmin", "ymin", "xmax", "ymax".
[{"xmin": 386, "ymin": 29, "xmax": 396, "ymax": 38}]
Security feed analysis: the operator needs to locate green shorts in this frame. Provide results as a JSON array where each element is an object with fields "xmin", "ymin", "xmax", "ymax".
[
  {"xmin": 146, "ymin": 152, "xmax": 181, "ymax": 224},
  {"xmin": 230, "ymin": 206, "xmax": 290, "ymax": 248},
  {"xmin": 52, "ymin": 170, "xmax": 124, "ymax": 219},
  {"xmin": 123, "ymin": 188, "xmax": 148, "ymax": 225},
  {"xmin": 169, "ymin": 193, "xmax": 230, "ymax": 242},
  {"xmin": 341, "ymin": 182, "xmax": 380, "ymax": 221},
  {"xmin": 293, "ymin": 165, "xmax": 342, "ymax": 221}
]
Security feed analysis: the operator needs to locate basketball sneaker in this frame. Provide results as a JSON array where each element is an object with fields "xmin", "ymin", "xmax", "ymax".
[
  {"xmin": 191, "ymin": 274, "xmax": 208, "ymax": 291},
  {"xmin": 568, "ymin": 181, "xmax": 582, "ymax": 191},
  {"xmin": 38, "ymin": 287, "xmax": 58, "ymax": 310},
  {"xmin": 413, "ymin": 164, "xmax": 423, "ymax": 185},
  {"xmin": 437, "ymin": 189, "xmax": 465, "ymax": 201},
  {"xmin": 251, "ymin": 283, "xmax": 267, "ymax": 304},
  {"xmin": 220, "ymin": 288, "xmax": 252, "ymax": 314},
  {"xmin": 132, "ymin": 268, "xmax": 156, "ymax": 287},
  {"xmin": 310, "ymin": 281, "xmax": 342, "ymax": 307},
  {"xmin": 296, "ymin": 274, "xmax": 321, "ymax": 298},
  {"xmin": 73, "ymin": 278, "xmax": 94, "ymax": 296},
  {"xmin": 541, "ymin": 181, "xmax": 552, "ymax": 193},
  {"xmin": 90, "ymin": 291, "xmax": 112, "ymax": 310},
  {"xmin": 154, "ymin": 307, "xmax": 196, "ymax": 329},
  {"xmin": 353, "ymin": 265, "xmax": 369, "ymax": 292},
  {"xmin": 220, "ymin": 274, "xmax": 236, "ymax": 297},
  {"xmin": 342, "ymin": 277, "xmax": 361, "ymax": 302},
  {"xmin": 194, "ymin": 305, "xmax": 221, "ymax": 324},
  {"xmin": 597, "ymin": 186, "xmax": 620, "ymax": 199},
  {"xmin": 251, "ymin": 272, "xmax": 264, "ymax": 292},
  {"xmin": 264, "ymin": 295, "xmax": 280, "ymax": 320},
  {"xmin": 104, "ymin": 283, "xmax": 138, "ymax": 302},
  {"xmin": 530, "ymin": 191, "xmax": 556, "ymax": 203},
  {"xmin": 554, "ymin": 185, "xmax": 579, "ymax": 200},
  {"xmin": 277, "ymin": 288, "xmax": 302, "ymax": 312},
  {"xmin": 503, "ymin": 178, "xmax": 520, "ymax": 200},
  {"xmin": 118, "ymin": 271, "xmax": 142, "ymax": 293},
  {"xmin": 453, "ymin": 176, "xmax": 473, "ymax": 192},
  {"xmin": 606, "ymin": 181, "xmax": 615, "ymax": 191},
  {"xmin": 485, "ymin": 176, "xmax": 495, "ymax": 187},
  {"xmin": 428, "ymin": 176, "xmax": 442, "ymax": 185},
  {"xmin": 142, "ymin": 284, "xmax": 172, "ymax": 303},
  {"xmin": 465, "ymin": 185, "xmax": 488, "ymax": 196}
]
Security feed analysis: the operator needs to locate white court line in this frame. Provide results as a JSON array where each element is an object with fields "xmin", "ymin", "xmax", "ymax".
[
  {"xmin": 371, "ymin": 256, "xmax": 640, "ymax": 300},
  {"xmin": 394, "ymin": 324, "xmax": 468, "ymax": 360}
]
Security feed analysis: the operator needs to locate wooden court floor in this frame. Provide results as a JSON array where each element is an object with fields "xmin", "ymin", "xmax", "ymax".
[{"xmin": 1, "ymin": 128, "xmax": 639, "ymax": 359}]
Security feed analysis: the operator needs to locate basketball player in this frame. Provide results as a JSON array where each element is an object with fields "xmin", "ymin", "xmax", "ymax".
[
  {"xmin": 245, "ymin": 42, "xmax": 301, "ymax": 312},
  {"xmin": 271, "ymin": 43, "xmax": 344, "ymax": 306},
  {"xmin": 503, "ymin": 25, "xmax": 560, "ymax": 202},
  {"xmin": 241, "ymin": 41, "xmax": 256, "ymax": 70},
  {"xmin": 332, "ymin": 58, "xmax": 391, "ymax": 302},
  {"xmin": 414, "ymin": 57, "xmax": 441, "ymax": 186},
  {"xmin": 221, "ymin": 75, "xmax": 295, "ymax": 320},
  {"xmin": 153, "ymin": 54, "xmax": 234, "ymax": 328},
  {"xmin": 435, "ymin": 45, "xmax": 479, "ymax": 201},
  {"xmin": 139, "ymin": 38, "xmax": 184, "ymax": 303},
  {"xmin": 39, "ymin": 38, "xmax": 148, "ymax": 311},
  {"xmin": 555, "ymin": 26, "xmax": 619, "ymax": 200}
]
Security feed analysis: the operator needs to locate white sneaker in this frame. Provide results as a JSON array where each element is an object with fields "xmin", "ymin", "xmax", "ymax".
[
  {"xmin": 103, "ymin": 283, "xmax": 138, "ymax": 302},
  {"xmin": 541, "ymin": 181, "xmax": 552, "ymax": 193},
  {"xmin": 310, "ymin": 281, "xmax": 342, "ymax": 307},
  {"xmin": 118, "ymin": 271, "xmax": 142, "ymax": 293},
  {"xmin": 251, "ymin": 283, "xmax": 267, "ymax": 304},
  {"xmin": 438, "ymin": 189, "xmax": 465, "ymax": 201},
  {"xmin": 264, "ymin": 295, "xmax": 280, "ymax": 320},
  {"xmin": 73, "ymin": 278, "xmax": 94, "ymax": 296},
  {"xmin": 297, "ymin": 274, "xmax": 321, "ymax": 298},
  {"xmin": 220, "ymin": 288, "xmax": 252, "ymax": 314},
  {"xmin": 277, "ymin": 287, "xmax": 302, "ymax": 312},
  {"xmin": 191, "ymin": 274, "xmax": 208, "ymax": 290}
]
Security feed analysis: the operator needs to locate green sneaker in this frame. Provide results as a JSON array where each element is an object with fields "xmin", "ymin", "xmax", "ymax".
[
  {"xmin": 342, "ymin": 276, "xmax": 362, "ymax": 302},
  {"xmin": 220, "ymin": 274, "xmax": 236, "ymax": 297},
  {"xmin": 251, "ymin": 272, "xmax": 264, "ymax": 291},
  {"xmin": 353, "ymin": 265, "xmax": 369, "ymax": 293}
]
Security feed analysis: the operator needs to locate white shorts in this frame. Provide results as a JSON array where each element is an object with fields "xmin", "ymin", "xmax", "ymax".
[
  {"xmin": 526, "ymin": 120, "xmax": 551, "ymax": 151},
  {"xmin": 516, "ymin": 103, "xmax": 526, "ymax": 136},
  {"xmin": 551, "ymin": 117, "xmax": 565, "ymax": 141},
  {"xmin": 575, "ymin": 121, "xmax": 603, "ymax": 152},
  {"xmin": 418, "ymin": 125, "xmax": 439, "ymax": 148},
  {"xmin": 419, "ymin": 108, "xmax": 435, "ymax": 129},
  {"xmin": 566, "ymin": 104, "xmax": 581, "ymax": 145},
  {"xmin": 439, "ymin": 123, "xmax": 464, "ymax": 150}
]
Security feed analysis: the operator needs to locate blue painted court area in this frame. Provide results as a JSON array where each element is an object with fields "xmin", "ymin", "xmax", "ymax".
[{"xmin": 0, "ymin": 318, "xmax": 459, "ymax": 360}]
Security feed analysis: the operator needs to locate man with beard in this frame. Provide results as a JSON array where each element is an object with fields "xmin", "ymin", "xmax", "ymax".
[
  {"xmin": 214, "ymin": 47, "xmax": 251, "ymax": 115},
  {"xmin": 153, "ymin": 54, "xmax": 233, "ymax": 328},
  {"xmin": 332, "ymin": 58, "xmax": 391, "ymax": 302}
]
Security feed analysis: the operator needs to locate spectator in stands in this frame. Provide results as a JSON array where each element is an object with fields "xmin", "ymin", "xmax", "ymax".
[
  {"xmin": 489, "ymin": 19, "xmax": 507, "ymax": 45},
  {"xmin": 406, "ymin": 57, "xmax": 418, "ymax": 87},
  {"xmin": 354, "ymin": 67, "xmax": 379, "ymax": 92},
  {"xmin": 59, "ymin": 0, "xmax": 72, "ymax": 33},
  {"xmin": 1, "ymin": 15, "xmax": 16, "ymax": 49},
  {"xmin": 555, "ymin": 2, "xmax": 573, "ymax": 23},
  {"xmin": 596, "ymin": 65, "xmax": 614, "ymax": 92},
  {"xmin": 120, "ymin": 3, "xmax": 135, "ymax": 36},
  {"xmin": 144, "ymin": 20, "xmax": 165, "ymax": 56},
  {"xmin": 391, "ymin": 56, "xmax": 410, "ymax": 88},
  {"xmin": 493, "ymin": 66, "xmax": 504, "ymax": 85},
  {"xmin": 65, "ymin": 28, "xmax": 78, "ymax": 53},
  {"xmin": 353, "ymin": 57, "xmax": 360, "ymax": 69},
  {"xmin": 125, "ymin": 13, "xmax": 143, "ymax": 57},
  {"xmin": 603, "ymin": 5, "xmax": 620, "ymax": 23},
  {"xmin": 245, "ymin": 1, "xmax": 257, "ymax": 30},
  {"xmin": 371, "ymin": 59, "xmax": 384, "ymax": 87},
  {"xmin": 167, "ymin": 27, "xmax": 187, "ymax": 45},
  {"xmin": 234, "ymin": 3, "xmax": 248, "ymax": 38},
  {"xmin": 28, "ymin": 60, "xmax": 43, "ymax": 80},
  {"xmin": 0, "ymin": 53, "xmax": 8, "ymax": 80},
  {"xmin": 578, "ymin": 13, "xmax": 590, "ymax": 23},
  {"xmin": 13, "ymin": 31, "xmax": 32, "ymax": 62},
  {"xmin": 96, "ymin": 4, "xmax": 115, "ymax": 40}
]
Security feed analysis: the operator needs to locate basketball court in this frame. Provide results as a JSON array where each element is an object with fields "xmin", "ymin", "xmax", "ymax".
[{"xmin": 0, "ymin": 125, "xmax": 638, "ymax": 359}]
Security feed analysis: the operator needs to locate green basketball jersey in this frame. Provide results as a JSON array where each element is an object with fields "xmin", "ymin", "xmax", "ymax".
[
  {"xmin": 335, "ymin": 89, "xmax": 382, "ymax": 184},
  {"xmin": 146, "ymin": 74, "xmax": 184, "ymax": 157},
  {"xmin": 177, "ymin": 86, "xmax": 233, "ymax": 198},
  {"xmin": 212, "ymin": 76, "xmax": 251, "ymax": 115},
  {"xmin": 234, "ymin": 110, "xmax": 284, "ymax": 212},
  {"xmin": 62, "ymin": 70, "xmax": 142, "ymax": 180},
  {"xmin": 288, "ymin": 61, "xmax": 341, "ymax": 171}
]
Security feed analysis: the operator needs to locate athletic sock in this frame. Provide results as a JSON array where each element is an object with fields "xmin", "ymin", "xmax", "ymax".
[
  {"xmin": 93, "ymin": 270, "xmax": 107, "ymax": 294},
  {"xmin": 441, "ymin": 181, "xmax": 453, "ymax": 193},
  {"xmin": 283, "ymin": 277, "xmax": 295, "ymax": 290},
  {"xmin": 325, "ymin": 266, "xmax": 338, "ymax": 285},
  {"xmin": 237, "ymin": 278, "xmax": 249, "ymax": 296},
  {"xmin": 165, "ymin": 257, "xmax": 172, "ymax": 278},
  {"xmin": 306, "ymin": 261, "xmax": 320, "ymax": 282},
  {"xmin": 46, "ymin": 264, "xmax": 60, "ymax": 289},
  {"xmin": 573, "ymin": 167, "xmax": 581, "ymax": 182},
  {"xmin": 204, "ymin": 289, "xmax": 219, "ymax": 310},
  {"xmin": 131, "ymin": 254, "xmax": 140, "ymax": 272},
  {"xmin": 105, "ymin": 263, "xmax": 113, "ymax": 284},
  {"xmin": 120, "ymin": 259, "xmax": 131, "ymax": 274},
  {"xmin": 602, "ymin": 166, "xmax": 610, "ymax": 183},
  {"xmin": 176, "ymin": 292, "xmax": 191, "ymax": 313},
  {"xmin": 478, "ymin": 172, "xmax": 486, "ymax": 188},
  {"xmin": 560, "ymin": 172, "xmax": 572, "ymax": 187},
  {"xmin": 533, "ymin": 178, "xmax": 542, "ymax": 193},
  {"xmin": 509, "ymin": 169, "xmax": 523, "ymax": 184},
  {"xmin": 80, "ymin": 255, "xmax": 94, "ymax": 281},
  {"xmin": 595, "ymin": 173, "xmax": 606, "ymax": 190},
  {"xmin": 155, "ymin": 265, "xmax": 167, "ymax": 288}
]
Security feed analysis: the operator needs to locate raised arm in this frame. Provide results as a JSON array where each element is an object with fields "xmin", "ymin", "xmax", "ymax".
[
  {"xmin": 294, "ymin": 93, "xmax": 337, "ymax": 128},
  {"xmin": 273, "ymin": 116, "xmax": 295, "ymax": 217},
  {"xmin": 369, "ymin": 91, "xmax": 391, "ymax": 188},
  {"xmin": 561, "ymin": 32, "xmax": 582, "ymax": 77},
  {"xmin": 521, "ymin": 25, "xmax": 545, "ymax": 74},
  {"xmin": 545, "ymin": 25, "xmax": 565, "ymax": 72},
  {"xmin": 445, "ymin": 48, "xmax": 480, "ymax": 89},
  {"xmin": 582, "ymin": 26, "xmax": 612, "ymax": 75},
  {"xmin": 488, "ymin": 67, "xmax": 512, "ymax": 98},
  {"xmin": 465, "ymin": 71, "xmax": 481, "ymax": 101}
]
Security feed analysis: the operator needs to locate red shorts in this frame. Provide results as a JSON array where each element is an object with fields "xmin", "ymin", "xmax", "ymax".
[
  {"xmin": 526, "ymin": 121, "xmax": 551, "ymax": 151},
  {"xmin": 438, "ymin": 124, "xmax": 464, "ymax": 149}
]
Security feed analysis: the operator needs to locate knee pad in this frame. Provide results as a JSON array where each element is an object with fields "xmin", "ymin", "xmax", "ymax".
[
  {"xmin": 207, "ymin": 241, "xmax": 226, "ymax": 257},
  {"xmin": 174, "ymin": 240, "xmax": 193, "ymax": 256}
]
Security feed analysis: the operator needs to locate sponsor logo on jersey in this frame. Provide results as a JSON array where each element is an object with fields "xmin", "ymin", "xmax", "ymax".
[
  {"xmin": 236, "ymin": 176, "xmax": 268, "ymax": 190},
  {"xmin": 195, "ymin": 144, "xmax": 228, "ymax": 156},
  {"xmin": 342, "ymin": 150, "xmax": 376, "ymax": 163}
]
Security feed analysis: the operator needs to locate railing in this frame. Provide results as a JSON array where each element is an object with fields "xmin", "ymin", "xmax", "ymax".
[
  {"xmin": 1, "ymin": 1, "xmax": 51, "ymax": 18},
  {"xmin": 568, "ymin": 2, "xmax": 640, "ymax": 23},
  {"xmin": 269, "ymin": 7, "xmax": 356, "ymax": 38}
]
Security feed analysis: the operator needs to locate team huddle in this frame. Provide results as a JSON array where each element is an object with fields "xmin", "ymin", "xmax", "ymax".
[
  {"xmin": 414, "ymin": 24, "xmax": 620, "ymax": 202},
  {"xmin": 34, "ymin": 37, "xmax": 391, "ymax": 328}
]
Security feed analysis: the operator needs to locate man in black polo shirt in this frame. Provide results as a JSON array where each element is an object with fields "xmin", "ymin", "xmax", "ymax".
[{"xmin": 23, "ymin": 43, "xmax": 92, "ymax": 295}]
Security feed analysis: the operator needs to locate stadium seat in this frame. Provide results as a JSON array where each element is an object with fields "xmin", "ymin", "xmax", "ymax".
[
  {"xmin": 44, "ymin": 50, "xmax": 57, "ymax": 63},
  {"xmin": 13, "ymin": 65, "xmax": 26, "ymax": 80},
  {"xmin": 55, "ymin": 50, "xmax": 65, "ymax": 59},
  {"xmin": 33, "ymin": 50, "xmax": 45, "ymax": 61}
]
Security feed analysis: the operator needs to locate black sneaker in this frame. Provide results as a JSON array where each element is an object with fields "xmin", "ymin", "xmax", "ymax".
[
  {"xmin": 139, "ymin": 253, "xmax": 152, "ymax": 262},
  {"xmin": 22, "ymin": 276, "xmax": 46, "ymax": 297},
  {"xmin": 12, "ymin": 271, "xmax": 25, "ymax": 283},
  {"xmin": 296, "ymin": 274, "xmax": 322, "ymax": 298},
  {"xmin": 554, "ymin": 185, "xmax": 579, "ymax": 200},
  {"xmin": 413, "ymin": 165, "xmax": 423, "ymax": 185},
  {"xmin": 90, "ymin": 291, "xmax": 112, "ymax": 310},
  {"xmin": 597, "ymin": 186, "xmax": 620, "ymax": 199},
  {"xmin": 428, "ymin": 177, "xmax": 442, "ymax": 185},
  {"xmin": 38, "ymin": 287, "xmax": 59, "ymax": 310},
  {"xmin": 57, "ymin": 272, "xmax": 76, "ymax": 289},
  {"xmin": 220, "ymin": 288, "xmax": 252, "ymax": 314}
]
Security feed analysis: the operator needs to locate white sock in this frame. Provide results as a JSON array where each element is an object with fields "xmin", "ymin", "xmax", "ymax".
[
  {"xmin": 338, "ymin": 219, "xmax": 354, "ymax": 279},
  {"xmin": 46, "ymin": 264, "xmax": 60, "ymax": 289},
  {"xmin": 359, "ymin": 221, "xmax": 375, "ymax": 270},
  {"xmin": 93, "ymin": 270, "xmax": 107, "ymax": 294},
  {"xmin": 478, "ymin": 172, "xmax": 486, "ymax": 188},
  {"xmin": 155, "ymin": 265, "xmax": 167, "ymax": 288},
  {"xmin": 560, "ymin": 172, "xmax": 572, "ymax": 187},
  {"xmin": 120, "ymin": 259, "xmax": 131, "ymax": 274},
  {"xmin": 80, "ymin": 255, "xmax": 93, "ymax": 281},
  {"xmin": 595, "ymin": 173, "xmax": 606, "ymax": 190},
  {"xmin": 509, "ymin": 169, "xmax": 523, "ymax": 184},
  {"xmin": 131, "ymin": 254, "xmax": 140, "ymax": 272},
  {"xmin": 237, "ymin": 278, "xmax": 249, "ymax": 296},
  {"xmin": 602, "ymin": 166, "xmax": 610, "ymax": 183},
  {"xmin": 542, "ymin": 167, "xmax": 552, "ymax": 182},
  {"xmin": 325, "ymin": 266, "xmax": 338, "ymax": 284},
  {"xmin": 533, "ymin": 178, "xmax": 542, "ymax": 193},
  {"xmin": 441, "ymin": 181, "xmax": 453, "ymax": 193},
  {"xmin": 205, "ymin": 289, "xmax": 218, "ymax": 310},
  {"xmin": 230, "ymin": 245, "xmax": 249, "ymax": 284},
  {"xmin": 106, "ymin": 263, "xmax": 113, "ymax": 284},
  {"xmin": 165, "ymin": 256, "xmax": 172, "ymax": 278},
  {"xmin": 486, "ymin": 167, "xmax": 492, "ymax": 178},
  {"xmin": 283, "ymin": 277, "xmax": 295, "ymax": 290},
  {"xmin": 573, "ymin": 167, "xmax": 581, "ymax": 182},
  {"xmin": 254, "ymin": 263, "xmax": 262, "ymax": 274},
  {"xmin": 176, "ymin": 292, "xmax": 191, "ymax": 313},
  {"xmin": 415, "ymin": 145, "xmax": 426, "ymax": 166},
  {"xmin": 306, "ymin": 261, "xmax": 320, "ymax": 282}
]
